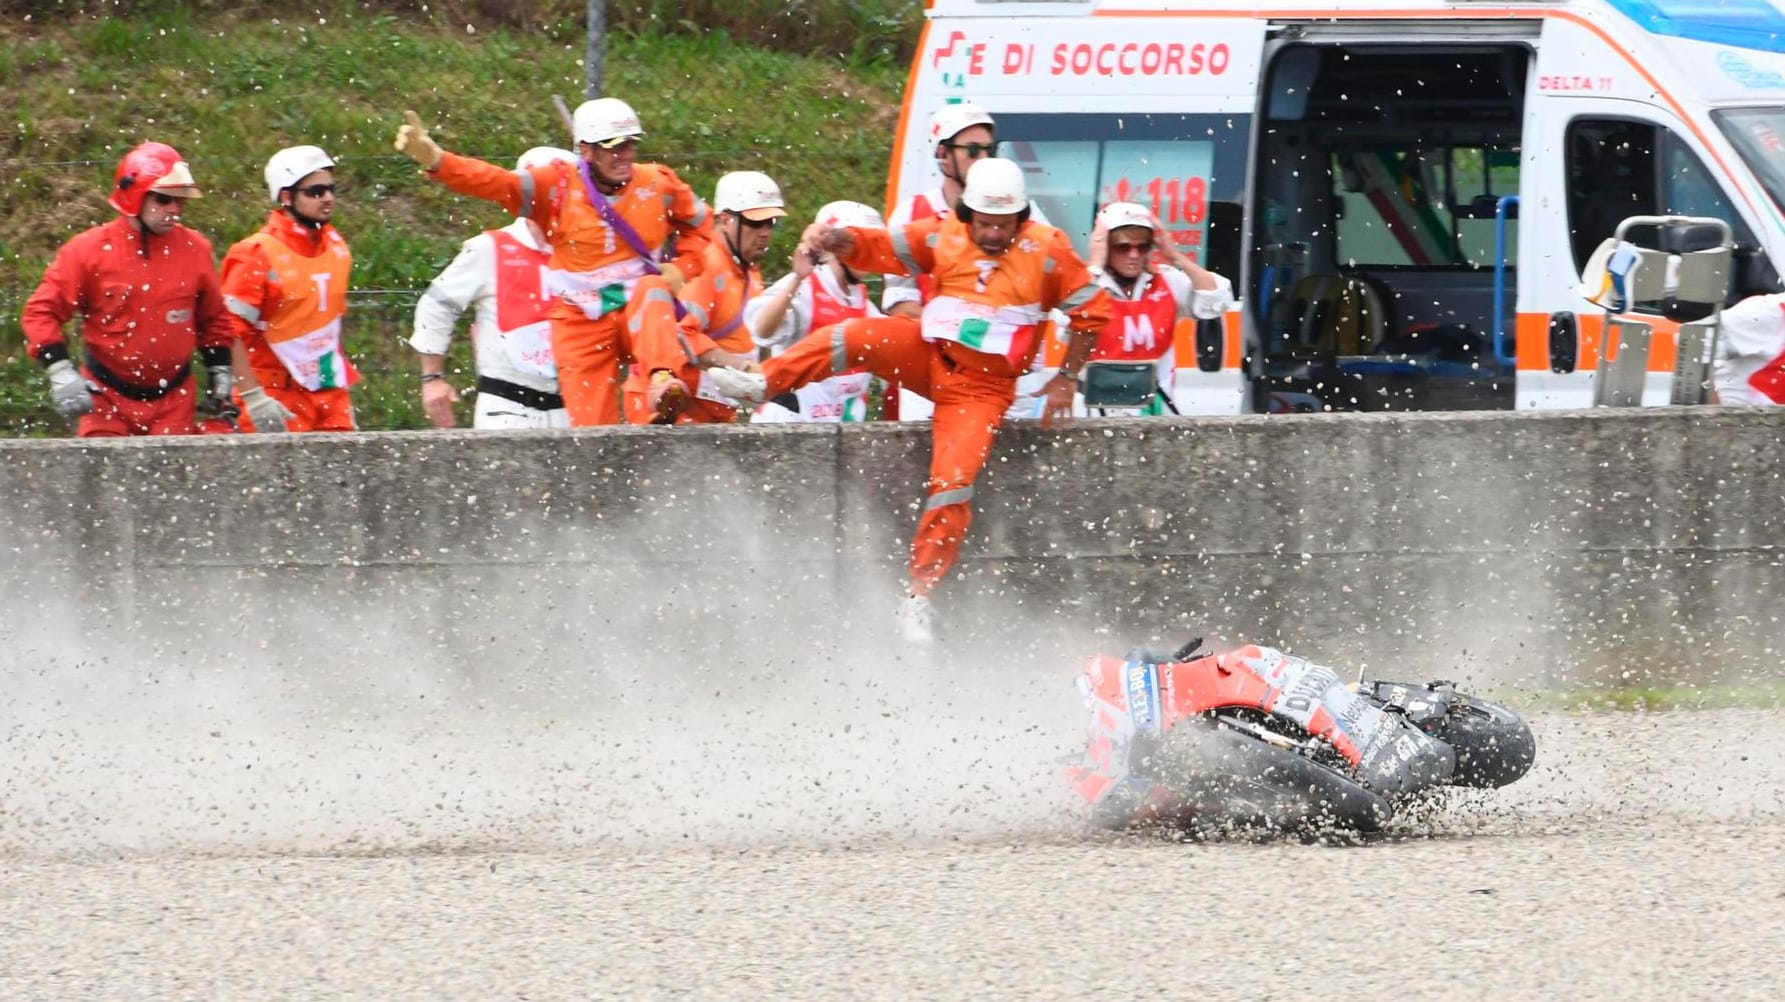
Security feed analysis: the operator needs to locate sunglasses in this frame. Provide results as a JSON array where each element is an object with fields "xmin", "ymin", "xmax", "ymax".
[
  {"xmin": 296, "ymin": 183, "xmax": 337, "ymax": 198},
  {"xmin": 1110, "ymin": 241, "xmax": 1155, "ymax": 255},
  {"xmin": 146, "ymin": 192, "xmax": 184, "ymax": 207},
  {"xmin": 739, "ymin": 216, "xmax": 779, "ymax": 230},
  {"xmin": 944, "ymin": 141, "xmax": 997, "ymax": 158}
]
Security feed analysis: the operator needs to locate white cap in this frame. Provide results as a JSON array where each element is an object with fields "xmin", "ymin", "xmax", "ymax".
[
  {"xmin": 1096, "ymin": 201, "xmax": 1155, "ymax": 234},
  {"xmin": 713, "ymin": 170, "xmax": 787, "ymax": 222},
  {"xmin": 814, "ymin": 200, "xmax": 884, "ymax": 231},
  {"xmin": 264, "ymin": 145, "xmax": 336, "ymax": 203},
  {"xmin": 516, "ymin": 146, "xmax": 577, "ymax": 171},
  {"xmin": 960, "ymin": 157, "xmax": 1027, "ymax": 214},
  {"xmin": 573, "ymin": 97, "xmax": 645, "ymax": 147},
  {"xmin": 928, "ymin": 101, "xmax": 996, "ymax": 146}
]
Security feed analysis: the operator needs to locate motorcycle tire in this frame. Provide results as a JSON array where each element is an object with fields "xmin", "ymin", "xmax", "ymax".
[
  {"xmin": 1146, "ymin": 717, "xmax": 1393, "ymax": 834},
  {"xmin": 1425, "ymin": 693, "xmax": 1536, "ymax": 789}
]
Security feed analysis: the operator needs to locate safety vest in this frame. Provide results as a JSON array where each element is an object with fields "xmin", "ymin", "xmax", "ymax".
[
  {"xmin": 807, "ymin": 272, "xmax": 874, "ymax": 419},
  {"xmin": 245, "ymin": 228, "xmax": 352, "ymax": 391},
  {"xmin": 808, "ymin": 273, "xmax": 872, "ymax": 348},
  {"xmin": 548, "ymin": 258, "xmax": 654, "ymax": 320},
  {"xmin": 1092, "ymin": 272, "xmax": 1178, "ymax": 362},
  {"xmin": 1739, "ymin": 345, "xmax": 1785, "ymax": 404},
  {"xmin": 489, "ymin": 229, "xmax": 556, "ymax": 378},
  {"xmin": 701, "ymin": 259, "xmax": 763, "ymax": 353},
  {"xmin": 920, "ymin": 219, "xmax": 1051, "ymax": 367},
  {"xmin": 689, "ymin": 250, "xmax": 766, "ymax": 407}
]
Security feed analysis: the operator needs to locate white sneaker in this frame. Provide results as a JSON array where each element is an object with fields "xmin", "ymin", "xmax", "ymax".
[
  {"xmin": 897, "ymin": 593, "xmax": 936, "ymax": 645},
  {"xmin": 707, "ymin": 366, "xmax": 767, "ymax": 403}
]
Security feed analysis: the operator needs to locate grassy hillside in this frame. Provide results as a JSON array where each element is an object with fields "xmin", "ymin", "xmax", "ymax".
[{"xmin": 0, "ymin": 8, "xmax": 908, "ymax": 432}]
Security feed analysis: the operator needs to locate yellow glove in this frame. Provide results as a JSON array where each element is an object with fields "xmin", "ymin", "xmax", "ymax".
[
  {"xmin": 394, "ymin": 110, "xmax": 444, "ymax": 171},
  {"xmin": 659, "ymin": 262, "xmax": 686, "ymax": 294}
]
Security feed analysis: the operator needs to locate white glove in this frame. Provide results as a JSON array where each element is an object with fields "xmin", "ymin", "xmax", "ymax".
[
  {"xmin": 240, "ymin": 385, "xmax": 294, "ymax": 433},
  {"xmin": 46, "ymin": 359, "xmax": 95, "ymax": 418}
]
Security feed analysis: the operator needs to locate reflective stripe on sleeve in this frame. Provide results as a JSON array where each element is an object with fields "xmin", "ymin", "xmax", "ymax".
[
  {"xmin": 683, "ymin": 301, "xmax": 710, "ymax": 330},
  {"xmin": 224, "ymin": 295, "xmax": 261, "ymax": 325},
  {"xmin": 1059, "ymin": 281, "xmax": 1101, "ymax": 311},
  {"xmin": 517, "ymin": 170, "xmax": 537, "ymax": 218},
  {"xmin": 890, "ymin": 228, "xmax": 921, "ymax": 275}
]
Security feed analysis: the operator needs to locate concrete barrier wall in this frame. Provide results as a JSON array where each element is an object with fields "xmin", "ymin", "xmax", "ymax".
[{"xmin": 3, "ymin": 408, "xmax": 1781, "ymax": 693}]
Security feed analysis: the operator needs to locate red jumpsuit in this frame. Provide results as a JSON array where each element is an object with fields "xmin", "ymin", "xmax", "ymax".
[
  {"xmin": 761, "ymin": 215, "xmax": 1110, "ymax": 595},
  {"xmin": 428, "ymin": 154, "xmax": 713, "ymax": 425},
  {"xmin": 21, "ymin": 217, "xmax": 233, "ymax": 436},
  {"xmin": 219, "ymin": 210, "xmax": 357, "ymax": 432},
  {"xmin": 624, "ymin": 241, "xmax": 763, "ymax": 424}
]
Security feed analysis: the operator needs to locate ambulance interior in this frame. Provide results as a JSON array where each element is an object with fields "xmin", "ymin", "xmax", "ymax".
[{"xmin": 1251, "ymin": 43, "xmax": 1529, "ymax": 412}]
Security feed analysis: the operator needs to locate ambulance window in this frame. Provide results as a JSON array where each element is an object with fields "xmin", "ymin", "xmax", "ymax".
[
  {"xmin": 1714, "ymin": 107, "xmax": 1785, "ymax": 219},
  {"xmin": 1566, "ymin": 118, "xmax": 1756, "ymax": 272},
  {"xmin": 1331, "ymin": 148, "xmax": 1465, "ymax": 267},
  {"xmin": 1565, "ymin": 121, "xmax": 1657, "ymax": 269},
  {"xmin": 1453, "ymin": 148, "xmax": 1521, "ymax": 269},
  {"xmin": 1662, "ymin": 142, "xmax": 1745, "ymax": 230},
  {"xmin": 996, "ymin": 113, "xmax": 1249, "ymax": 282},
  {"xmin": 1006, "ymin": 140, "xmax": 1101, "ymax": 243}
]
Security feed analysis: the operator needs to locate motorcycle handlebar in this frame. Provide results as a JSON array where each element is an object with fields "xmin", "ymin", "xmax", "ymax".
[{"xmin": 1170, "ymin": 636, "xmax": 1205, "ymax": 662}]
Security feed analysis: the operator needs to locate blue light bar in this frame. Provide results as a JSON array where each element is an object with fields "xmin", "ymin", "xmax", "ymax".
[{"xmin": 1606, "ymin": 0, "xmax": 1785, "ymax": 53}]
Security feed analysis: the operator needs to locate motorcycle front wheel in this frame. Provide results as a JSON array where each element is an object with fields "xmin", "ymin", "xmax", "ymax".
[{"xmin": 1424, "ymin": 694, "xmax": 1536, "ymax": 789}]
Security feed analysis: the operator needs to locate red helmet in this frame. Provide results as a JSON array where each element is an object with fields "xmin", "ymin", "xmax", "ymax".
[{"xmin": 110, "ymin": 142, "xmax": 203, "ymax": 216}]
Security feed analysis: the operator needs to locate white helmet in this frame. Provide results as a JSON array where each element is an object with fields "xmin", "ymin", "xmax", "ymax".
[
  {"xmin": 264, "ymin": 145, "xmax": 336, "ymax": 203},
  {"xmin": 928, "ymin": 101, "xmax": 996, "ymax": 146},
  {"xmin": 713, "ymin": 170, "xmax": 787, "ymax": 221},
  {"xmin": 516, "ymin": 146, "xmax": 577, "ymax": 171},
  {"xmin": 1096, "ymin": 201, "xmax": 1156, "ymax": 234},
  {"xmin": 814, "ymin": 200, "xmax": 884, "ymax": 231},
  {"xmin": 573, "ymin": 97, "xmax": 645, "ymax": 147},
  {"xmin": 960, "ymin": 157, "xmax": 1027, "ymax": 214}
]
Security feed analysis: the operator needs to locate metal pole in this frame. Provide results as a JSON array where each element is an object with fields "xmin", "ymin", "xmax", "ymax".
[{"xmin": 585, "ymin": 0, "xmax": 606, "ymax": 98}]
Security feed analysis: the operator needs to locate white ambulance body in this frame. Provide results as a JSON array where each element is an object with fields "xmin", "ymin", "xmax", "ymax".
[{"xmin": 891, "ymin": 0, "xmax": 1785, "ymax": 413}]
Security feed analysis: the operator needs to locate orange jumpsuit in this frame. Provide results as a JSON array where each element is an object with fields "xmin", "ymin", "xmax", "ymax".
[
  {"xmin": 762, "ymin": 215, "xmax": 1110, "ymax": 595},
  {"xmin": 220, "ymin": 210, "xmax": 357, "ymax": 432},
  {"xmin": 428, "ymin": 153, "xmax": 713, "ymax": 425},
  {"xmin": 623, "ymin": 241, "xmax": 763, "ymax": 424},
  {"xmin": 21, "ymin": 217, "xmax": 234, "ymax": 437}
]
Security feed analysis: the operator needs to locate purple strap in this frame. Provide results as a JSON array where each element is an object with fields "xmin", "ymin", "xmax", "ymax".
[
  {"xmin": 709, "ymin": 312, "xmax": 746, "ymax": 340},
  {"xmin": 575, "ymin": 159, "xmax": 688, "ymax": 320}
]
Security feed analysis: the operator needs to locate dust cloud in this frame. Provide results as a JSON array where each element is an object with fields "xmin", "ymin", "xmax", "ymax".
[{"xmin": 0, "ymin": 505, "xmax": 1104, "ymax": 857}]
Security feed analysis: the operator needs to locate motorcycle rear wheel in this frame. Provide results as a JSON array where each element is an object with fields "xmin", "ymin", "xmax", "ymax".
[{"xmin": 1146, "ymin": 718, "xmax": 1393, "ymax": 834}]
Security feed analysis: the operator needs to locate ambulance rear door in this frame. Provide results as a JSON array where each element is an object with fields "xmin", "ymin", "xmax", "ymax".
[{"xmin": 1246, "ymin": 16, "xmax": 1540, "ymax": 413}]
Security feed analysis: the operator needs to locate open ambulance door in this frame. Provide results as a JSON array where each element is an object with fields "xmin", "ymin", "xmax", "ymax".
[{"xmin": 1245, "ymin": 20, "xmax": 1538, "ymax": 413}]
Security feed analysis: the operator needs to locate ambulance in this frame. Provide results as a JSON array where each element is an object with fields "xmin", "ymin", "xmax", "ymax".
[{"xmin": 888, "ymin": 0, "xmax": 1785, "ymax": 412}]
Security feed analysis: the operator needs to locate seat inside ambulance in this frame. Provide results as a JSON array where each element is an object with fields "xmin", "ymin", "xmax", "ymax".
[{"xmin": 1277, "ymin": 272, "xmax": 1389, "ymax": 357}]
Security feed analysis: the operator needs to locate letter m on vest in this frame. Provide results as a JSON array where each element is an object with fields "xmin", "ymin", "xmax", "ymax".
[{"xmin": 1123, "ymin": 314, "xmax": 1156, "ymax": 352}]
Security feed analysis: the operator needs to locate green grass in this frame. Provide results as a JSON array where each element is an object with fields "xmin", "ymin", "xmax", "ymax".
[{"xmin": 0, "ymin": 9, "xmax": 907, "ymax": 433}]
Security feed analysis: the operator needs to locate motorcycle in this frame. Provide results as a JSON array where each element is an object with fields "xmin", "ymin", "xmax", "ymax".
[{"xmin": 1065, "ymin": 638, "xmax": 1535, "ymax": 834}]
